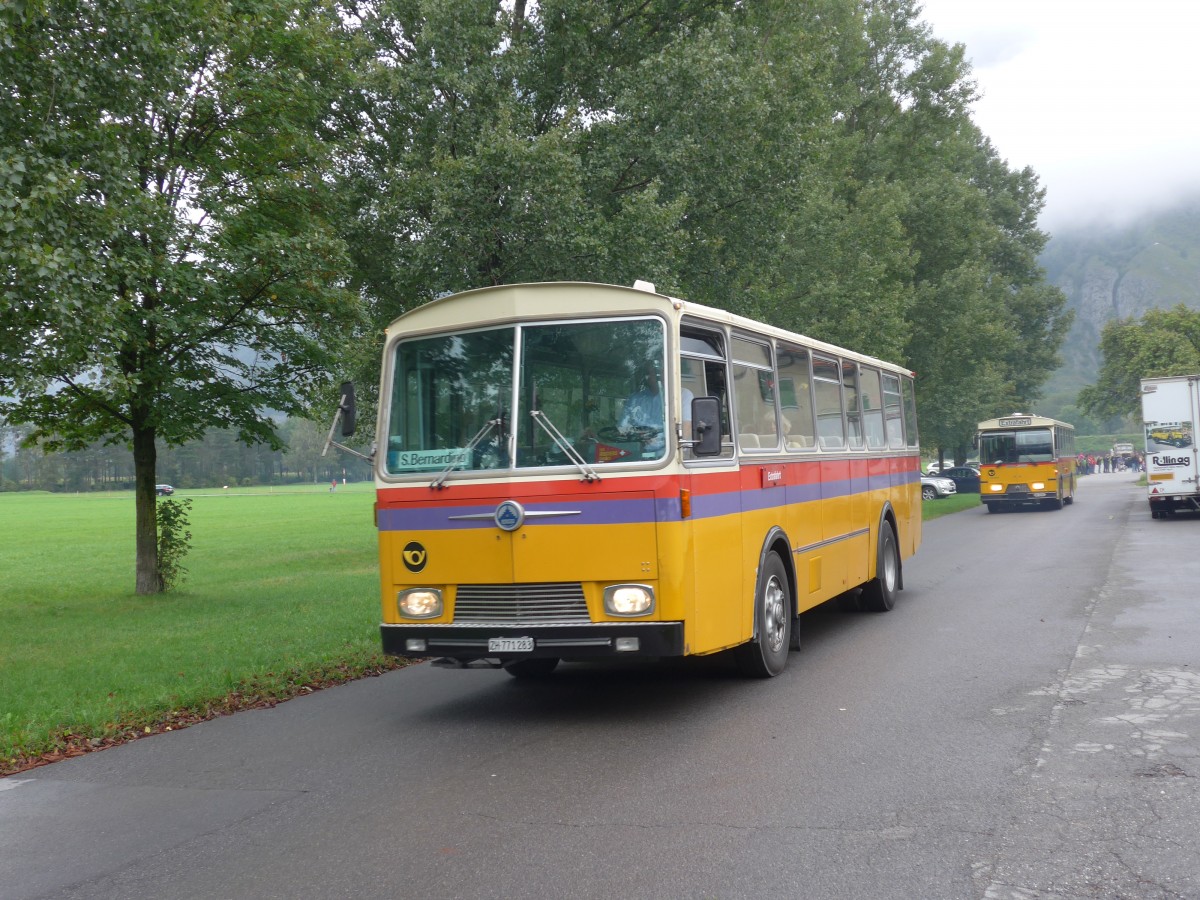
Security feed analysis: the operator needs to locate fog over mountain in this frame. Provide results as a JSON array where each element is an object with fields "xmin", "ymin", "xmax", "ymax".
[
  {"xmin": 919, "ymin": 0, "xmax": 1200, "ymax": 234},
  {"xmin": 1035, "ymin": 195, "xmax": 1200, "ymax": 420}
]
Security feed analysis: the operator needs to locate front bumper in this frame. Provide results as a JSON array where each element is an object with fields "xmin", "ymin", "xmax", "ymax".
[
  {"xmin": 382, "ymin": 622, "xmax": 686, "ymax": 663},
  {"xmin": 983, "ymin": 491, "xmax": 1054, "ymax": 508}
]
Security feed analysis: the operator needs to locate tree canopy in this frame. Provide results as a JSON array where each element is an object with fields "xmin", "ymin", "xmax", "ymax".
[
  {"xmin": 1078, "ymin": 305, "xmax": 1200, "ymax": 421},
  {"xmin": 0, "ymin": 0, "xmax": 364, "ymax": 591}
]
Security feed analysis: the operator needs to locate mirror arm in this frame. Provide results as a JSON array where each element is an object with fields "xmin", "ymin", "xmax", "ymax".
[
  {"xmin": 324, "ymin": 439, "xmax": 374, "ymax": 464},
  {"xmin": 322, "ymin": 388, "xmax": 373, "ymax": 463}
]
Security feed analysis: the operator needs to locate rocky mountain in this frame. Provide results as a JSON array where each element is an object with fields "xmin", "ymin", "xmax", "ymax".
[{"xmin": 1036, "ymin": 200, "xmax": 1200, "ymax": 420}]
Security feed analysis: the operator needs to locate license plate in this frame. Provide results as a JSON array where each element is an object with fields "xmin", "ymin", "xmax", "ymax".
[{"xmin": 488, "ymin": 636, "xmax": 534, "ymax": 653}]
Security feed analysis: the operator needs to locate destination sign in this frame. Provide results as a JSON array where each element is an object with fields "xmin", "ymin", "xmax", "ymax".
[
  {"xmin": 998, "ymin": 417, "xmax": 1032, "ymax": 427},
  {"xmin": 387, "ymin": 447, "xmax": 470, "ymax": 470}
]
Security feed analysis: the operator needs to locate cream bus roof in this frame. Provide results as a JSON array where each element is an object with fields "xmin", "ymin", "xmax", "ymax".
[
  {"xmin": 977, "ymin": 414, "xmax": 1074, "ymax": 431},
  {"xmin": 384, "ymin": 281, "xmax": 915, "ymax": 378}
]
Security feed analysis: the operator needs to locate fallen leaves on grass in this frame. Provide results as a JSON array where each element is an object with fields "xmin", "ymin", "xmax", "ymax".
[{"xmin": 1, "ymin": 656, "xmax": 415, "ymax": 778}]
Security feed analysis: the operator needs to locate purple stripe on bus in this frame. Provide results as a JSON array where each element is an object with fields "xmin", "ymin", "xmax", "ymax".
[{"xmin": 377, "ymin": 497, "xmax": 659, "ymax": 531}]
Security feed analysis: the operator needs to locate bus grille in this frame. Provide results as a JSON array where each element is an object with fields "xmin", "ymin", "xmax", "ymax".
[{"xmin": 453, "ymin": 583, "xmax": 590, "ymax": 624}]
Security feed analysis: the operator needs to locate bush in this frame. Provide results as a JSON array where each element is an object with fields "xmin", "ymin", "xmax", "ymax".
[{"xmin": 156, "ymin": 497, "xmax": 193, "ymax": 591}]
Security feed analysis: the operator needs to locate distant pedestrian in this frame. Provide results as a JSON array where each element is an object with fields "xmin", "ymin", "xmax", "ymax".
[{"xmin": 330, "ymin": 479, "xmax": 336, "ymax": 492}]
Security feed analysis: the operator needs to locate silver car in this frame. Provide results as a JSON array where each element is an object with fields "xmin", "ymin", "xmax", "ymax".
[{"xmin": 921, "ymin": 474, "xmax": 957, "ymax": 500}]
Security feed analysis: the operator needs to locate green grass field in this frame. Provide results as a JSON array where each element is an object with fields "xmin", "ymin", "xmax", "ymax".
[
  {"xmin": 923, "ymin": 491, "xmax": 981, "ymax": 520},
  {"xmin": 0, "ymin": 484, "xmax": 401, "ymax": 772}
]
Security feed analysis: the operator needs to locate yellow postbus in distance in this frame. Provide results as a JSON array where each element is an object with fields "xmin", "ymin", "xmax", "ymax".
[
  {"xmin": 975, "ymin": 414, "xmax": 1077, "ymax": 512},
  {"xmin": 340, "ymin": 281, "xmax": 923, "ymax": 678}
]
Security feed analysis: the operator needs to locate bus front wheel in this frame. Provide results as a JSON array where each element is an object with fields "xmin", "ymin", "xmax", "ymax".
[
  {"xmin": 862, "ymin": 522, "xmax": 899, "ymax": 612},
  {"xmin": 735, "ymin": 552, "xmax": 791, "ymax": 678}
]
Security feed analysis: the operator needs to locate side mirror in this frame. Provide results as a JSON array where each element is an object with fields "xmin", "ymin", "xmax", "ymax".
[
  {"xmin": 339, "ymin": 382, "xmax": 356, "ymax": 437},
  {"xmin": 322, "ymin": 380, "xmax": 373, "ymax": 463},
  {"xmin": 691, "ymin": 397, "xmax": 722, "ymax": 456}
]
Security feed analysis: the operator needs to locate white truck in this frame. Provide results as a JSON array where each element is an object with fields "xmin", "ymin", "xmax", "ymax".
[{"xmin": 1140, "ymin": 374, "xmax": 1200, "ymax": 518}]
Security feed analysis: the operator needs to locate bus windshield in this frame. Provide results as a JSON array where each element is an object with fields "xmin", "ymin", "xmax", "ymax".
[
  {"xmin": 979, "ymin": 428, "xmax": 1054, "ymax": 464},
  {"xmin": 385, "ymin": 317, "xmax": 667, "ymax": 475}
]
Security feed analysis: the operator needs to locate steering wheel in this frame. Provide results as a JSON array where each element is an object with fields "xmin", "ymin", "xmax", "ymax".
[{"xmin": 597, "ymin": 424, "xmax": 662, "ymax": 443}]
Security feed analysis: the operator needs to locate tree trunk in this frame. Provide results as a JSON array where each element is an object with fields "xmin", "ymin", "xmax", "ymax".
[{"xmin": 133, "ymin": 423, "xmax": 162, "ymax": 594}]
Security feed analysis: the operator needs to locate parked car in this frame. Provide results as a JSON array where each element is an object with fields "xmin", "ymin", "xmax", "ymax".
[
  {"xmin": 925, "ymin": 461, "xmax": 945, "ymax": 474},
  {"xmin": 939, "ymin": 466, "xmax": 981, "ymax": 493},
  {"xmin": 155, "ymin": 484, "xmax": 175, "ymax": 496},
  {"xmin": 920, "ymin": 474, "xmax": 957, "ymax": 500}
]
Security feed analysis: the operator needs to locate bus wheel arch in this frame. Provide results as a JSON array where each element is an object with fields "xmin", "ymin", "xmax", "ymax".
[
  {"xmin": 736, "ymin": 532, "xmax": 794, "ymax": 677},
  {"xmin": 765, "ymin": 528, "xmax": 801, "ymax": 650},
  {"xmin": 862, "ymin": 506, "xmax": 901, "ymax": 613},
  {"xmin": 881, "ymin": 504, "xmax": 903, "ymax": 590}
]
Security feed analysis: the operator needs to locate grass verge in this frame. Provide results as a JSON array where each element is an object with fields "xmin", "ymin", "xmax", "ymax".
[
  {"xmin": 0, "ymin": 485, "xmax": 412, "ymax": 776},
  {"xmin": 923, "ymin": 491, "xmax": 982, "ymax": 520}
]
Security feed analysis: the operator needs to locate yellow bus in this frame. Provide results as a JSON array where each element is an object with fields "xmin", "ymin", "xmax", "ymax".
[
  {"xmin": 975, "ymin": 414, "xmax": 1077, "ymax": 512},
  {"xmin": 339, "ymin": 281, "xmax": 922, "ymax": 678}
]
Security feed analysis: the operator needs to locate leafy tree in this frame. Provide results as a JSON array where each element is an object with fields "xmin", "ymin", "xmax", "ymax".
[
  {"xmin": 342, "ymin": 0, "xmax": 728, "ymax": 314},
  {"xmin": 824, "ymin": 0, "xmax": 1071, "ymax": 457},
  {"xmin": 1078, "ymin": 305, "xmax": 1200, "ymax": 420},
  {"xmin": 0, "ymin": 0, "xmax": 363, "ymax": 592}
]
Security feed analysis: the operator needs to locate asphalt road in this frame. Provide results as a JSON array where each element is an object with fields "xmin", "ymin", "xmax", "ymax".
[{"xmin": 4, "ymin": 472, "xmax": 1199, "ymax": 899}]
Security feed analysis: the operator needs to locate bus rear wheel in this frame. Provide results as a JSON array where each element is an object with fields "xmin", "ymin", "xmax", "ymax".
[
  {"xmin": 735, "ymin": 552, "xmax": 791, "ymax": 678},
  {"xmin": 862, "ymin": 522, "xmax": 899, "ymax": 612}
]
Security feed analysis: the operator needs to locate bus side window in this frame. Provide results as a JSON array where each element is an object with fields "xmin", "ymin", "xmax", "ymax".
[
  {"xmin": 842, "ymin": 359, "xmax": 864, "ymax": 450},
  {"xmin": 680, "ymin": 357, "xmax": 704, "ymax": 436},
  {"xmin": 681, "ymin": 354, "xmax": 733, "ymax": 461},
  {"xmin": 732, "ymin": 366, "xmax": 777, "ymax": 452},
  {"xmin": 730, "ymin": 337, "xmax": 777, "ymax": 453},
  {"xmin": 701, "ymin": 359, "xmax": 733, "ymax": 458},
  {"xmin": 901, "ymin": 376, "xmax": 919, "ymax": 447},
  {"xmin": 680, "ymin": 321, "xmax": 734, "ymax": 460},
  {"xmin": 812, "ymin": 353, "xmax": 844, "ymax": 450},
  {"xmin": 882, "ymin": 373, "xmax": 905, "ymax": 449},
  {"xmin": 861, "ymin": 366, "xmax": 886, "ymax": 450},
  {"xmin": 777, "ymin": 343, "xmax": 816, "ymax": 450}
]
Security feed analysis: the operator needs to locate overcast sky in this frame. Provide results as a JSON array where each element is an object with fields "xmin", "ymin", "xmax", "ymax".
[{"xmin": 917, "ymin": 0, "xmax": 1200, "ymax": 233}]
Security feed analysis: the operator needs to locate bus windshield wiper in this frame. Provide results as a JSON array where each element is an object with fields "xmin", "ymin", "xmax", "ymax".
[
  {"xmin": 431, "ymin": 411, "xmax": 507, "ymax": 489},
  {"xmin": 530, "ymin": 407, "xmax": 600, "ymax": 482}
]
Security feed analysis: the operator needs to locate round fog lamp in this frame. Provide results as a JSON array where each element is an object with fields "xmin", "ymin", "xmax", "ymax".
[
  {"xmin": 398, "ymin": 588, "xmax": 443, "ymax": 619},
  {"xmin": 604, "ymin": 584, "xmax": 654, "ymax": 616}
]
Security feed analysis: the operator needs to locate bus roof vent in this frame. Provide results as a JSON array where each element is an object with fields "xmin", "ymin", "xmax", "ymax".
[{"xmin": 632, "ymin": 280, "xmax": 657, "ymax": 293}]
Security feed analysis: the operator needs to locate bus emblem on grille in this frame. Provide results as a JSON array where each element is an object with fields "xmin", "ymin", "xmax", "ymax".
[
  {"xmin": 402, "ymin": 541, "xmax": 428, "ymax": 572},
  {"xmin": 495, "ymin": 500, "xmax": 525, "ymax": 532}
]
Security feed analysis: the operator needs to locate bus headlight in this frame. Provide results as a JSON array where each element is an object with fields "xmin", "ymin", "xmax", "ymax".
[
  {"xmin": 1031, "ymin": 481, "xmax": 1045, "ymax": 491},
  {"xmin": 398, "ymin": 588, "xmax": 443, "ymax": 619},
  {"xmin": 604, "ymin": 584, "xmax": 655, "ymax": 616},
  {"xmin": 989, "ymin": 484, "xmax": 1004, "ymax": 492}
]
